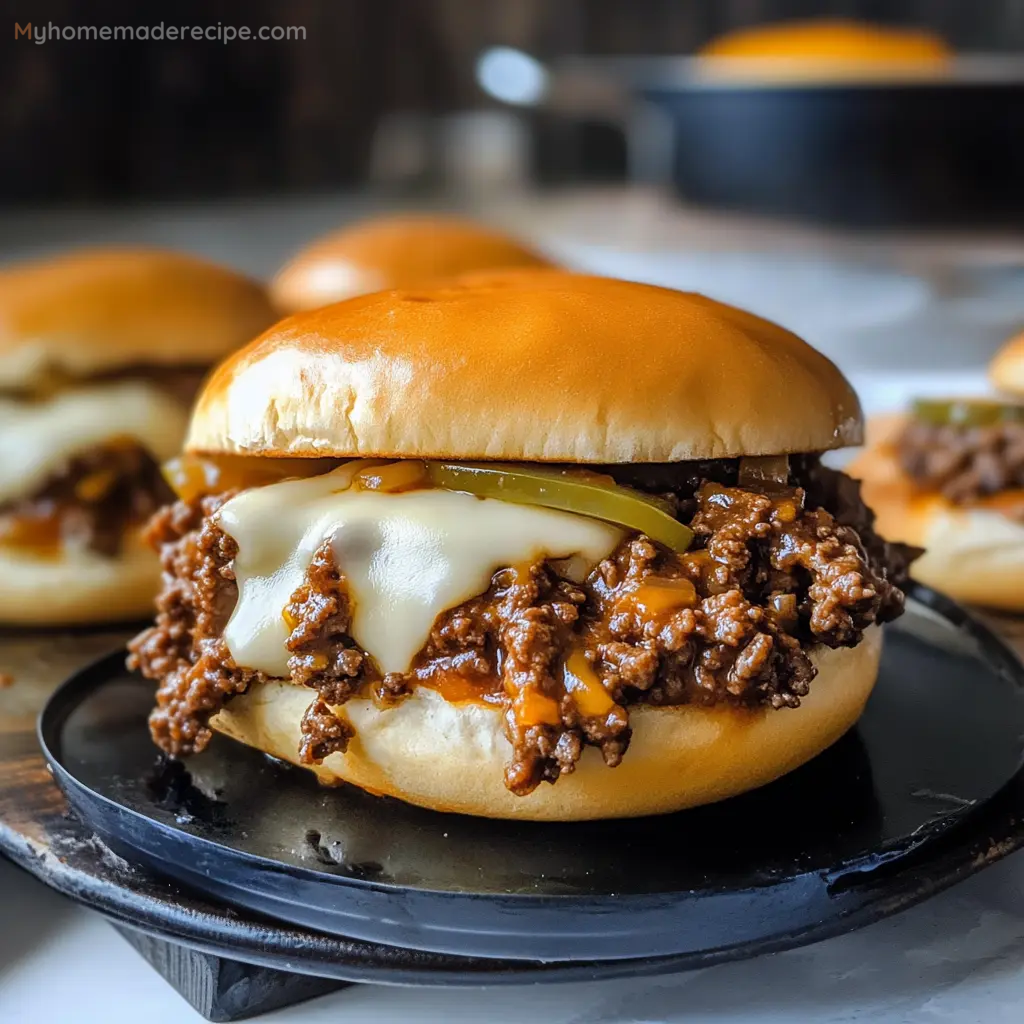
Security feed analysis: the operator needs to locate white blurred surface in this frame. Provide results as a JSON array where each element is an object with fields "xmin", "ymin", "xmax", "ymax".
[
  {"xmin": 4, "ymin": 189, "xmax": 1022, "ymax": 383},
  {"xmin": 3, "ymin": 851, "xmax": 1024, "ymax": 1023},
  {"xmin": 849, "ymin": 369, "xmax": 991, "ymax": 418},
  {"xmin": 550, "ymin": 244, "xmax": 1024, "ymax": 375}
]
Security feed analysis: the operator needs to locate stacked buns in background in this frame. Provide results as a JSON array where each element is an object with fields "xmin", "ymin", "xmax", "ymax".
[{"xmin": 269, "ymin": 214, "xmax": 554, "ymax": 314}]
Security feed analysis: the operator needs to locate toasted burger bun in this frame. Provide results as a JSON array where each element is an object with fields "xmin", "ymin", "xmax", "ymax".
[
  {"xmin": 212, "ymin": 627, "xmax": 880, "ymax": 821},
  {"xmin": 0, "ymin": 534, "xmax": 159, "ymax": 625},
  {"xmin": 990, "ymin": 329, "xmax": 1024, "ymax": 396},
  {"xmin": 269, "ymin": 215, "xmax": 553, "ymax": 314},
  {"xmin": 0, "ymin": 248, "xmax": 276, "ymax": 389},
  {"xmin": 849, "ymin": 442, "xmax": 1024, "ymax": 611},
  {"xmin": 892, "ymin": 502, "xmax": 1024, "ymax": 610},
  {"xmin": 190, "ymin": 273, "xmax": 862, "ymax": 463}
]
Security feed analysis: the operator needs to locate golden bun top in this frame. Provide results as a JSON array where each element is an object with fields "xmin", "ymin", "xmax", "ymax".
[
  {"xmin": 269, "ymin": 214, "xmax": 554, "ymax": 313},
  {"xmin": 0, "ymin": 248, "xmax": 276, "ymax": 389},
  {"xmin": 698, "ymin": 19, "xmax": 950, "ymax": 83},
  {"xmin": 700, "ymin": 19, "xmax": 950, "ymax": 62},
  {"xmin": 188, "ymin": 272, "xmax": 862, "ymax": 463},
  {"xmin": 990, "ymin": 329, "xmax": 1024, "ymax": 396}
]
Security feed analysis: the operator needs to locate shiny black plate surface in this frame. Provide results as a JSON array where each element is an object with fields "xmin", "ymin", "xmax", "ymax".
[{"xmin": 40, "ymin": 590, "xmax": 1024, "ymax": 964}]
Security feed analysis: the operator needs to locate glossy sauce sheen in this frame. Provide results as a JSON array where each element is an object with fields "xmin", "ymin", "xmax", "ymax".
[
  {"xmin": 215, "ymin": 466, "xmax": 624, "ymax": 677},
  {"xmin": 0, "ymin": 381, "xmax": 188, "ymax": 503}
]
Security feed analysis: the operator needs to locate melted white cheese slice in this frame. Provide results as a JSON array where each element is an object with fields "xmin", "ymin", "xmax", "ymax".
[
  {"xmin": 0, "ymin": 381, "xmax": 189, "ymax": 503},
  {"xmin": 216, "ymin": 467, "xmax": 624, "ymax": 678}
]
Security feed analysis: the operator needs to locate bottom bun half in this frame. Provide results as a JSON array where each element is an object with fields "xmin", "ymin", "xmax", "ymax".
[
  {"xmin": 211, "ymin": 626, "xmax": 882, "ymax": 821},
  {"xmin": 851, "ymin": 445, "xmax": 1024, "ymax": 612},
  {"xmin": 0, "ymin": 536, "xmax": 160, "ymax": 625}
]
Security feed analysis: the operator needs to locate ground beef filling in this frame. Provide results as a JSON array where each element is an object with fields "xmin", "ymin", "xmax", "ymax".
[
  {"xmin": 897, "ymin": 419, "xmax": 1024, "ymax": 512},
  {"xmin": 0, "ymin": 440, "xmax": 172, "ymax": 557},
  {"xmin": 11, "ymin": 364, "xmax": 209, "ymax": 405},
  {"xmin": 128, "ymin": 459, "xmax": 912, "ymax": 796},
  {"xmin": 0, "ymin": 365, "xmax": 207, "ymax": 557}
]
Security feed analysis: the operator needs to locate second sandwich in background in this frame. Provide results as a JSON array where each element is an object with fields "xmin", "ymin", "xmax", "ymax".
[
  {"xmin": 0, "ymin": 248, "xmax": 276, "ymax": 625},
  {"xmin": 849, "ymin": 331, "xmax": 1024, "ymax": 610},
  {"xmin": 270, "ymin": 213, "xmax": 554, "ymax": 314}
]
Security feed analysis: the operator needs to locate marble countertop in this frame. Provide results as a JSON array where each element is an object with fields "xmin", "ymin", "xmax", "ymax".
[{"xmin": 3, "ymin": 851, "xmax": 1024, "ymax": 1023}]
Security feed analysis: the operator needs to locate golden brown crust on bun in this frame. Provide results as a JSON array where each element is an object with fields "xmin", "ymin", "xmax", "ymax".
[
  {"xmin": 849, "ymin": 439, "xmax": 1024, "ymax": 611},
  {"xmin": 188, "ymin": 273, "xmax": 862, "ymax": 463},
  {"xmin": 0, "ymin": 248, "xmax": 276, "ymax": 388},
  {"xmin": 211, "ymin": 627, "xmax": 881, "ymax": 821},
  {"xmin": 270, "ymin": 215, "xmax": 554, "ymax": 313},
  {"xmin": 697, "ymin": 20, "xmax": 950, "ymax": 83},
  {"xmin": 990, "ymin": 330, "xmax": 1024, "ymax": 396},
  {"xmin": 0, "ymin": 534, "xmax": 159, "ymax": 625}
]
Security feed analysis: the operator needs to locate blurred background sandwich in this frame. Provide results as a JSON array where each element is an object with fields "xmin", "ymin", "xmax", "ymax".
[
  {"xmin": 0, "ymin": 249, "xmax": 275, "ymax": 624},
  {"xmin": 271, "ymin": 214, "xmax": 554, "ymax": 313}
]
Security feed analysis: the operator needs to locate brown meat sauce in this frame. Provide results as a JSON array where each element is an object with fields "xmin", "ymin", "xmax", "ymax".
[
  {"xmin": 898, "ymin": 419, "xmax": 1024, "ymax": 513},
  {"xmin": 128, "ymin": 458, "xmax": 915, "ymax": 796},
  {"xmin": 0, "ymin": 440, "xmax": 172, "ymax": 557},
  {"xmin": 0, "ymin": 367, "xmax": 208, "ymax": 558}
]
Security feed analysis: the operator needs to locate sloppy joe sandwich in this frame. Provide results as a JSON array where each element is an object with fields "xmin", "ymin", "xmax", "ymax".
[
  {"xmin": 129, "ymin": 273, "xmax": 915, "ymax": 820},
  {"xmin": 0, "ymin": 248, "xmax": 275, "ymax": 624},
  {"xmin": 849, "ymin": 335, "xmax": 1024, "ymax": 610},
  {"xmin": 270, "ymin": 213, "xmax": 553, "ymax": 314}
]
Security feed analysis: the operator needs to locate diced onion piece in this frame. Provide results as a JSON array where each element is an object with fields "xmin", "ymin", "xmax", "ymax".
[
  {"xmin": 426, "ymin": 462, "xmax": 694, "ymax": 553},
  {"xmin": 354, "ymin": 460, "xmax": 430, "ymax": 493},
  {"xmin": 769, "ymin": 592, "xmax": 798, "ymax": 629},
  {"xmin": 163, "ymin": 453, "xmax": 344, "ymax": 502},
  {"xmin": 738, "ymin": 454, "xmax": 790, "ymax": 488}
]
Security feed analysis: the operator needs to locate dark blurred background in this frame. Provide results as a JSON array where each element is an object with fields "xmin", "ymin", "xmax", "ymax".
[{"xmin": 5, "ymin": 0, "xmax": 1024, "ymax": 202}]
